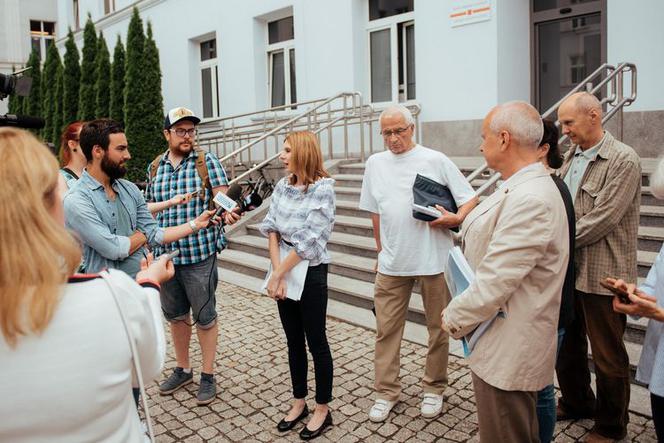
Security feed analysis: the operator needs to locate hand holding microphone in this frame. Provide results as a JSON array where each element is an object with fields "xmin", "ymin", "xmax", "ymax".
[{"xmin": 136, "ymin": 251, "xmax": 176, "ymax": 284}]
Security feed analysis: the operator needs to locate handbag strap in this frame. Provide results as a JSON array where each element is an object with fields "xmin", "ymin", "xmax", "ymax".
[{"xmin": 100, "ymin": 271, "xmax": 156, "ymax": 442}]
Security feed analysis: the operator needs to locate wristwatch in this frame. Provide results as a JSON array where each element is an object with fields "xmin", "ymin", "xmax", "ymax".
[{"xmin": 188, "ymin": 220, "xmax": 198, "ymax": 233}]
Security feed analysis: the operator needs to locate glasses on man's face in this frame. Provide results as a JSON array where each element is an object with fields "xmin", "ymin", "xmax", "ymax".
[
  {"xmin": 380, "ymin": 126, "xmax": 411, "ymax": 138},
  {"xmin": 170, "ymin": 128, "xmax": 197, "ymax": 137}
]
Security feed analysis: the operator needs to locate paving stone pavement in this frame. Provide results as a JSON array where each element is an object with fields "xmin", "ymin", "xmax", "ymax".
[{"xmin": 145, "ymin": 282, "xmax": 658, "ymax": 442}]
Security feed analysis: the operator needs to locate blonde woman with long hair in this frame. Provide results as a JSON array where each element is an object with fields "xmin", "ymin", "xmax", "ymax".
[
  {"xmin": 261, "ymin": 131, "xmax": 335, "ymax": 440},
  {"xmin": 0, "ymin": 128, "xmax": 174, "ymax": 442}
]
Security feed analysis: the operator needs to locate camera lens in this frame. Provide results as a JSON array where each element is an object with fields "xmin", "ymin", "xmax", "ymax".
[{"xmin": 0, "ymin": 73, "xmax": 16, "ymax": 97}]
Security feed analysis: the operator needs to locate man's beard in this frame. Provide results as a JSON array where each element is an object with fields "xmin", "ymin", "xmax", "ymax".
[
  {"xmin": 101, "ymin": 154, "xmax": 127, "ymax": 180},
  {"xmin": 172, "ymin": 141, "xmax": 193, "ymax": 156}
]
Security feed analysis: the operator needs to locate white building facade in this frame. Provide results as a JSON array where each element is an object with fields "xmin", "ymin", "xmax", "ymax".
[
  {"xmin": 46, "ymin": 0, "xmax": 664, "ymax": 157},
  {"xmin": 0, "ymin": 0, "xmax": 59, "ymax": 114}
]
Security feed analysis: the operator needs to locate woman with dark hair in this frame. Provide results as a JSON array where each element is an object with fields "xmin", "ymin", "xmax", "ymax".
[
  {"xmin": 261, "ymin": 131, "xmax": 335, "ymax": 440},
  {"xmin": 57, "ymin": 121, "xmax": 85, "ymax": 192},
  {"xmin": 535, "ymin": 119, "xmax": 576, "ymax": 443}
]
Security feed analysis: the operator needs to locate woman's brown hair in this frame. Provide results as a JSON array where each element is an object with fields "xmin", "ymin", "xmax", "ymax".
[{"xmin": 284, "ymin": 131, "xmax": 330, "ymax": 190}]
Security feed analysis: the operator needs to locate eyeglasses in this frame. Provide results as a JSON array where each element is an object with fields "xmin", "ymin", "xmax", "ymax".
[
  {"xmin": 380, "ymin": 126, "xmax": 411, "ymax": 138},
  {"xmin": 169, "ymin": 128, "xmax": 197, "ymax": 137}
]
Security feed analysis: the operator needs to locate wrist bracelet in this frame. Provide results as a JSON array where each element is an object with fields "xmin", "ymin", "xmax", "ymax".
[{"xmin": 189, "ymin": 219, "xmax": 198, "ymax": 233}]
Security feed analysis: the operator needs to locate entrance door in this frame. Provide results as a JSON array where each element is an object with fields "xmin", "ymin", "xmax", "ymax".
[{"xmin": 533, "ymin": 1, "xmax": 605, "ymax": 113}]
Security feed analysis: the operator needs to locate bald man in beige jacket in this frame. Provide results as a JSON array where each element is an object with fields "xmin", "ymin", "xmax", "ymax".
[{"xmin": 443, "ymin": 101, "xmax": 569, "ymax": 442}]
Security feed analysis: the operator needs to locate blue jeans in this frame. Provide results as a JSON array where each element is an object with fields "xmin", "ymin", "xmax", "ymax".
[{"xmin": 536, "ymin": 328, "xmax": 566, "ymax": 443}]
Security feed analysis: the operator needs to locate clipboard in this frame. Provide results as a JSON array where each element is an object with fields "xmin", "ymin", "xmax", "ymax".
[{"xmin": 261, "ymin": 242, "xmax": 309, "ymax": 301}]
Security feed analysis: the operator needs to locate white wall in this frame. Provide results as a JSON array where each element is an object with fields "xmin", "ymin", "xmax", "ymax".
[{"xmin": 607, "ymin": 0, "xmax": 664, "ymax": 112}]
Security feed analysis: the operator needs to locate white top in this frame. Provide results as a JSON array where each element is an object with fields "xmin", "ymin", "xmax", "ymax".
[
  {"xmin": 359, "ymin": 144, "xmax": 476, "ymax": 276},
  {"xmin": 0, "ymin": 270, "xmax": 165, "ymax": 443}
]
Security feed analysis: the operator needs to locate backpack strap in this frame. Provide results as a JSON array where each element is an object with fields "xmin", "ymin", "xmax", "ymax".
[
  {"xmin": 149, "ymin": 151, "xmax": 167, "ymax": 181},
  {"xmin": 194, "ymin": 147, "xmax": 214, "ymax": 210}
]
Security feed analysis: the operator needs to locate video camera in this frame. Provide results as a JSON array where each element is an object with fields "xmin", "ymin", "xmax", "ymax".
[{"xmin": 0, "ymin": 69, "xmax": 45, "ymax": 130}]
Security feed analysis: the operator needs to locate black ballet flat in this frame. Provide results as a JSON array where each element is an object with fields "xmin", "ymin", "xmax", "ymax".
[
  {"xmin": 277, "ymin": 404, "xmax": 309, "ymax": 432},
  {"xmin": 299, "ymin": 410, "xmax": 332, "ymax": 440}
]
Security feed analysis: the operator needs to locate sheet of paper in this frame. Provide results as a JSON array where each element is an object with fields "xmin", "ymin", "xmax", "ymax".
[{"xmin": 261, "ymin": 242, "xmax": 309, "ymax": 301}]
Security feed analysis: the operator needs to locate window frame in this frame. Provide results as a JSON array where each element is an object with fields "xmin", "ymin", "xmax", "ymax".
[
  {"xmin": 366, "ymin": 11, "xmax": 415, "ymax": 105},
  {"xmin": 199, "ymin": 38, "xmax": 220, "ymax": 120},
  {"xmin": 266, "ymin": 23, "xmax": 296, "ymax": 109},
  {"xmin": 29, "ymin": 20, "xmax": 56, "ymax": 61},
  {"xmin": 103, "ymin": 0, "xmax": 116, "ymax": 15}
]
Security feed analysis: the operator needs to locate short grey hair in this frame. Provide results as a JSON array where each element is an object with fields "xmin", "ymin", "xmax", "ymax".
[
  {"xmin": 379, "ymin": 105, "xmax": 415, "ymax": 126},
  {"xmin": 651, "ymin": 156, "xmax": 664, "ymax": 200},
  {"xmin": 489, "ymin": 101, "xmax": 543, "ymax": 148}
]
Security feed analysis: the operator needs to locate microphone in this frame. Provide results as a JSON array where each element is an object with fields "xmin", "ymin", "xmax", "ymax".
[
  {"xmin": 0, "ymin": 114, "xmax": 45, "ymax": 129},
  {"xmin": 213, "ymin": 183, "xmax": 244, "ymax": 216}
]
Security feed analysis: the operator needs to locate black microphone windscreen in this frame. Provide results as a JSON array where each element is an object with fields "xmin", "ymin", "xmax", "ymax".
[
  {"xmin": 0, "ymin": 114, "xmax": 45, "ymax": 129},
  {"xmin": 226, "ymin": 183, "xmax": 243, "ymax": 201}
]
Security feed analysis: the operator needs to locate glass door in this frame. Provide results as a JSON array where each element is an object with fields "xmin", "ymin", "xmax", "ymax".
[{"xmin": 533, "ymin": 1, "xmax": 605, "ymax": 113}]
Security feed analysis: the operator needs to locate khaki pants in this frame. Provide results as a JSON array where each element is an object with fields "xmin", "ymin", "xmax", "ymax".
[
  {"xmin": 472, "ymin": 371, "xmax": 539, "ymax": 443},
  {"xmin": 373, "ymin": 272, "xmax": 450, "ymax": 402}
]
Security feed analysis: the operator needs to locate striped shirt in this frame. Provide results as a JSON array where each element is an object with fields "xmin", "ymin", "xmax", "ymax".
[
  {"xmin": 260, "ymin": 177, "xmax": 336, "ymax": 266},
  {"xmin": 145, "ymin": 149, "xmax": 229, "ymax": 265}
]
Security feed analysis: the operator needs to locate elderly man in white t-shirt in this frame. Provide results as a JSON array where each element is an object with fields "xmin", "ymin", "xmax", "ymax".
[{"xmin": 360, "ymin": 105, "xmax": 478, "ymax": 422}]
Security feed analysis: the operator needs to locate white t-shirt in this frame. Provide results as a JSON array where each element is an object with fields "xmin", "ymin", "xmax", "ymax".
[{"xmin": 359, "ymin": 144, "xmax": 476, "ymax": 276}]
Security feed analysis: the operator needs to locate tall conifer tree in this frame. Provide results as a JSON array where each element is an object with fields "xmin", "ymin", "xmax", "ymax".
[
  {"xmin": 25, "ymin": 50, "xmax": 42, "ymax": 135},
  {"xmin": 109, "ymin": 35, "xmax": 126, "ymax": 126},
  {"xmin": 130, "ymin": 21, "xmax": 166, "ymax": 181},
  {"xmin": 78, "ymin": 16, "xmax": 98, "ymax": 120},
  {"xmin": 7, "ymin": 66, "xmax": 19, "ymax": 114},
  {"xmin": 53, "ymin": 63, "xmax": 65, "ymax": 145},
  {"xmin": 62, "ymin": 29, "xmax": 81, "ymax": 127},
  {"xmin": 95, "ymin": 31, "xmax": 111, "ymax": 118},
  {"xmin": 42, "ymin": 43, "xmax": 61, "ymax": 143},
  {"xmin": 124, "ymin": 7, "xmax": 146, "ymax": 181}
]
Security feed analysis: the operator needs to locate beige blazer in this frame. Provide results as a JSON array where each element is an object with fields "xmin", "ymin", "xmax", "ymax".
[{"xmin": 443, "ymin": 163, "xmax": 569, "ymax": 391}]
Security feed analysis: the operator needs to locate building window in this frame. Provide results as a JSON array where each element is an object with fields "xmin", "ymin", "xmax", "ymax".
[
  {"xmin": 104, "ymin": 0, "xmax": 116, "ymax": 15},
  {"xmin": 367, "ymin": 2, "xmax": 415, "ymax": 103},
  {"xmin": 267, "ymin": 16, "xmax": 296, "ymax": 108},
  {"xmin": 199, "ymin": 38, "xmax": 220, "ymax": 119},
  {"xmin": 73, "ymin": 0, "xmax": 80, "ymax": 30},
  {"xmin": 30, "ymin": 20, "xmax": 56, "ymax": 61}
]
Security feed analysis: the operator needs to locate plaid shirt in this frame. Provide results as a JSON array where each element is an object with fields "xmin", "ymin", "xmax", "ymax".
[
  {"xmin": 558, "ymin": 131, "xmax": 641, "ymax": 295},
  {"xmin": 145, "ymin": 149, "xmax": 229, "ymax": 265}
]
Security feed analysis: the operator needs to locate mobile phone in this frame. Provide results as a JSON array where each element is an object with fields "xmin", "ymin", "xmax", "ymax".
[
  {"xmin": 161, "ymin": 250, "xmax": 180, "ymax": 261},
  {"xmin": 599, "ymin": 279, "xmax": 632, "ymax": 304}
]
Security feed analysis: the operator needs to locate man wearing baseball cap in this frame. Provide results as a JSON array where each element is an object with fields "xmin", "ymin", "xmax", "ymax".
[{"xmin": 146, "ymin": 107, "xmax": 240, "ymax": 405}]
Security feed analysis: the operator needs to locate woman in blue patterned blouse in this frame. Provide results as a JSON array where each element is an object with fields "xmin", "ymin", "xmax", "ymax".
[{"xmin": 260, "ymin": 131, "xmax": 335, "ymax": 440}]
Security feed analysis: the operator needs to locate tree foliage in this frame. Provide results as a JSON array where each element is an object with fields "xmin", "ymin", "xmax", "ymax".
[
  {"xmin": 42, "ymin": 42, "xmax": 62, "ymax": 143},
  {"xmin": 52, "ymin": 63, "xmax": 65, "ymax": 144},
  {"xmin": 25, "ymin": 50, "xmax": 42, "ymax": 135},
  {"xmin": 109, "ymin": 35, "xmax": 126, "ymax": 126},
  {"xmin": 94, "ymin": 31, "xmax": 111, "ymax": 118},
  {"xmin": 62, "ymin": 29, "xmax": 81, "ymax": 127},
  {"xmin": 78, "ymin": 16, "xmax": 98, "ymax": 120}
]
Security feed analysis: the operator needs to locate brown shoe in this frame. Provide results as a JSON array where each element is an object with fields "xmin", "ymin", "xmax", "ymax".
[
  {"xmin": 556, "ymin": 404, "xmax": 594, "ymax": 421},
  {"xmin": 584, "ymin": 431, "xmax": 616, "ymax": 443}
]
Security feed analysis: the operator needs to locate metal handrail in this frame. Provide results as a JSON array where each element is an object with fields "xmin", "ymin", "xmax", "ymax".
[{"xmin": 465, "ymin": 62, "xmax": 637, "ymax": 197}]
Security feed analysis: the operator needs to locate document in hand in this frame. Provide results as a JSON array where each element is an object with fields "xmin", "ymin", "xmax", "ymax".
[
  {"xmin": 261, "ymin": 242, "xmax": 309, "ymax": 301},
  {"xmin": 445, "ymin": 246, "xmax": 504, "ymax": 357}
]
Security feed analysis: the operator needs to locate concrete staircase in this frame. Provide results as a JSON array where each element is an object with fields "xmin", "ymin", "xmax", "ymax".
[{"xmin": 218, "ymin": 156, "xmax": 662, "ymax": 416}]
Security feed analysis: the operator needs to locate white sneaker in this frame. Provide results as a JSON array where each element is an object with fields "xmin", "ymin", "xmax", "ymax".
[
  {"xmin": 368, "ymin": 399, "xmax": 396, "ymax": 422},
  {"xmin": 421, "ymin": 393, "xmax": 443, "ymax": 418}
]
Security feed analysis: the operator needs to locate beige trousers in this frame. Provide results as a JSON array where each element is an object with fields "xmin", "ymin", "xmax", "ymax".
[
  {"xmin": 472, "ymin": 371, "xmax": 539, "ymax": 443},
  {"xmin": 373, "ymin": 272, "xmax": 450, "ymax": 402}
]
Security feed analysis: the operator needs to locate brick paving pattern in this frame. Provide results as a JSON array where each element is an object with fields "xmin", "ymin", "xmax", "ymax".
[{"xmin": 146, "ymin": 282, "xmax": 658, "ymax": 442}]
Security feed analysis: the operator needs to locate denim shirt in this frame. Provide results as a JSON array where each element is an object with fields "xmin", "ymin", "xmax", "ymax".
[{"xmin": 63, "ymin": 170, "xmax": 165, "ymax": 275}]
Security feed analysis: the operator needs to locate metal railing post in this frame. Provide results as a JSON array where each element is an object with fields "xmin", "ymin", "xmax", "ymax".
[{"xmin": 343, "ymin": 94, "xmax": 349, "ymax": 158}]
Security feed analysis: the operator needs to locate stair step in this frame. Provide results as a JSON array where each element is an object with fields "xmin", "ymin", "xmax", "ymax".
[
  {"xmin": 641, "ymin": 205, "xmax": 664, "ymax": 227},
  {"xmin": 217, "ymin": 249, "xmax": 426, "ymax": 323},
  {"xmin": 333, "ymin": 174, "xmax": 364, "ymax": 188},
  {"xmin": 335, "ymin": 186, "xmax": 361, "ymax": 202},
  {"xmin": 639, "ymin": 225, "xmax": 664, "ymax": 252},
  {"xmin": 336, "ymin": 200, "xmax": 371, "ymax": 217}
]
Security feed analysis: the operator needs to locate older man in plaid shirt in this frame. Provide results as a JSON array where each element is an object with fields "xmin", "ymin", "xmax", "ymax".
[
  {"xmin": 146, "ymin": 107, "xmax": 240, "ymax": 405},
  {"xmin": 555, "ymin": 93, "xmax": 641, "ymax": 443}
]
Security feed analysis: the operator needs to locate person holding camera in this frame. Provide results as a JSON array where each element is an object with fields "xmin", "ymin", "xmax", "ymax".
[
  {"xmin": 261, "ymin": 131, "xmax": 335, "ymax": 440},
  {"xmin": 0, "ymin": 127, "xmax": 173, "ymax": 442}
]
